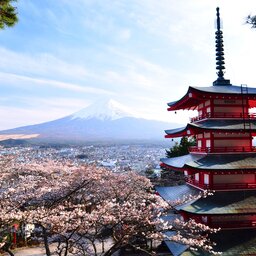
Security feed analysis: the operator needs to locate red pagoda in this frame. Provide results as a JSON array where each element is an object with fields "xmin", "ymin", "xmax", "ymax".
[{"xmin": 160, "ymin": 7, "xmax": 256, "ymax": 231}]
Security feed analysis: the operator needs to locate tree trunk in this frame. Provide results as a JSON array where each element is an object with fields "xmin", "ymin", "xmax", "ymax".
[
  {"xmin": 2, "ymin": 242, "xmax": 15, "ymax": 256},
  {"xmin": 3, "ymin": 248, "xmax": 15, "ymax": 256},
  {"xmin": 42, "ymin": 226, "xmax": 51, "ymax": 256},
  {"xmin": 64, "ymin": 240, "xmax": 69, "ymax": 256}
]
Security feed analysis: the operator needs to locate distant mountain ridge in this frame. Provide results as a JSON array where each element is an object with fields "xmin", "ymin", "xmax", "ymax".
[{"xmin": 0, "ymin": 99, "xmax": 179, "ymax": 144}]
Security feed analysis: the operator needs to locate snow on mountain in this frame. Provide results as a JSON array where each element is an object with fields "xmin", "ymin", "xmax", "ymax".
[
  {"xmin": 0, "ymin": 99, "xmax": 179, "ymax": 143},
  {"xmin": 71, "ymin": 99, "xmax": 134, "ymax": 121}
]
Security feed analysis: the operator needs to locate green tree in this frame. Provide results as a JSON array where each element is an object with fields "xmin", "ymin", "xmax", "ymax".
[
  {"xmin": 0, "ymin": 0, "xmax": 18, "ymax": 29},
  {"xmin": 159, "ymin": 137, "xmax": 196, "ymax": 186},
  {"xmin": 165, "ymin": 136, "xmax": 196, "ymax": 158},
  {"xmin": 246, "ymin": 14, "xmax": 256, "ymax": 28}
]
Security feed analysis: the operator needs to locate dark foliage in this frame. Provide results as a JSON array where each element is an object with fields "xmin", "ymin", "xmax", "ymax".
[
  {"xmin": 246, "ymin": 14, "xmax": 256, "ymax": 28},
  {"xmin": 165, "ymin": 136, "xmax": 196, "ymax": 158},
  {"xmin": 0, "ymin": 0, "xmax": 18, "ymax": 29}
]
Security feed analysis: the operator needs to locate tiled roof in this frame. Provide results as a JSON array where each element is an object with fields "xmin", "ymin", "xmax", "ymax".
[
  {"xmin": 165, "ymin": 120, "xmax": 256, "ymax": 136},
  {"xmin": 160, "ymin": 154, "xmax": 201, "ymax": 169},
  {"xmin": 194, "ymin": 119, "xmax": 256, "ymax": 130},
  {"xmin": 155, "ymin": 185, "xmax": 200, "ymax": 202},
  {"xmin": 161, "ymin": 153, "xmax": 256, "ymax": 170},
  {"xmin": 164, "ymin": 231, "xmax": 189, "ymax": 256},
  {"xmin": 177, "ymin": 190, "xmax": 256, "ymax": 214},
  {"xmin": 193, "ymin": 85, "xmax": 256, "ymax": 94},
  {"xmin": 181, "ymin": 229, "xmax": 256, "ymax": 256},
  {"xmin": 167, "ymin": 85, "xmax": 256, "ymax": 110},
  {"xmin": 187, "ymin": 153, "xmax": 256, "ymax": 169},
  {"xmin": 167, "ymin": 85, "xmax": 256, "ymax": 108}
]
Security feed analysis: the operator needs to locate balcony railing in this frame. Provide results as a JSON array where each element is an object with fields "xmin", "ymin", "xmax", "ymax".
[
  {"xmin": 190, "ymin": 112, "xmax": 256, "ymax": 122},
  {"xmin": 187, "ymin": 179, "xmax": 256, "ymax": 190},
  {"xmin": 189, "ymin": 146, "xmax": 256, "ymax": 154}
]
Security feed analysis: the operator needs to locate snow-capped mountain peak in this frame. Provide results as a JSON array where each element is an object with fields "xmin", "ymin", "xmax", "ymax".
[{"xmin": 71, "ymin": 99, "xmax": 134, "ymax": 121}]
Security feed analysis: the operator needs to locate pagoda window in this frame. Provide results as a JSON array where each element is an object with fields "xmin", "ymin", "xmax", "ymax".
[
  {"xmin": 197, "ymin": 134, "xmax": 203, "ymax": 139},
  {"xmin": 204, "ymin": 174, "xmax": 209, "ymax": 185},
  {"xmin": 202, "ymin": 216, "xmax": 208, "ymax": 224},
  {"xmin": 205, "ymin": 100, "xmax": 210, "ymax": 106},
  {"xmin": 198, "ymin": 103, "xmax": 204, "ymax": 109},
  {"xmin": 204, "ymin": 132, "xmax": 210, "ymax": 138},
  {"xmin": 195, "ymin": 173, "xmax": 199, "ymax": 181},
  {"xmin": 206, "ymin": 139, "xmax": 211, "ymax": 148},
  {"xmin": 198, "ymin": 140, "xmax": 202, "ymax": 148}
]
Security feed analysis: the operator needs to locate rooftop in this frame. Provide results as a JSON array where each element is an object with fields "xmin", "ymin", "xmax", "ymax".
[
  {"xmin": 165, "ymin": 120, "xmax": 256, "ymax": 138},
  {"xmin": 177, "ymin": 190, "xmax": 256, "ymax": 215},
  {"xmin": 161, "ymin": 153, "xmax": 256, "ymax": 170}
]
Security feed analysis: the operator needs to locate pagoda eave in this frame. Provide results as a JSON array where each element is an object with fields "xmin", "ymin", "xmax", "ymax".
[
  {"xmin": 161, "ymin": 153, "xmax": 256, "ymax": 171},
  {"xmin": 167, "ymin": 85, "xmax": 256, "ymax": 111},
  {"xmin": 167, "ymin": 87, "xmax": 204, "ymax": 111},
  {"xmin": 176, "ymin": 190, "xmax": 256, "ymax": 215},
  {"xmin": 165, "ymin": 120, "xmax": 256, "ymax": 138},
  {"xmin": 160, "ymin": 162, "xmax": 185, "ymax": 171}
]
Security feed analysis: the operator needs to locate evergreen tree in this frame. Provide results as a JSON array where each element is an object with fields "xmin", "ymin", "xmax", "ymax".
[
  {"xmin": 165, "ymin": 136, "xmax": 196, "ymax": 158},
  {"xmin": 159, "ymin": 137, "xmax": 196, "ymax": 186},
  {"xmin": 0, "ymin": 0, "xmax": 18, "ymax": 29}
]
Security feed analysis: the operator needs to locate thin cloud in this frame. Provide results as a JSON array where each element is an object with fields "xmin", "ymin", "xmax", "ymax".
[
  {"xmin": 0, "ymin": 47, "xmax": 89, "ymax": 80},
  {"xmin": 0, "ymin": 72, "xmax": 114, "ymax": 95}
]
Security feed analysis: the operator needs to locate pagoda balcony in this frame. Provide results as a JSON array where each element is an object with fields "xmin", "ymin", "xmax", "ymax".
[
  {"xmin": 189, "ymin": 146, "xmax": 256, "ymax": 154},
  {"xmin": 190, "ymin": 113, "xmax": 256, "ymax": 123},
  {"xmin": 187, "ymin": 179, "xmax": 256, "ymax": 191}
]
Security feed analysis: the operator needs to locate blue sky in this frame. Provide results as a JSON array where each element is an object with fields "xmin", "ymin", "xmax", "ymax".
[{"xmin": 0, "ymin": 0, "xmax": 256, "ymax": 130}]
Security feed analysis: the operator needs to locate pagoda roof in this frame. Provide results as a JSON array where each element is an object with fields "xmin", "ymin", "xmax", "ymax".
[
  {"xmin": 161, "ymin": 153, "xmax": 256, "ymax": 170},
  {"xmin": 161, "ymin": 154, "xmax": 201, "ymax": 170},
  {"xmin": 194, "ymin": 85, "xmax": 256, "ymax": 94},
  {"xmin": 164, "ymin": 231, "xmax": 189, "ymax": 256},
  {"xmin": 177, "ymin": 190, "xmax": 256, "ymax": 215},
  {"xmin": 181, "ymin": 229, "xmax": 256, "ymax": 256},
  {"xmin": 165, "ymin": 119, "xmax": 256, "ymax": 137},
  {"xmin": 168, "ymin": 85, "xmax": 256, "ymax": 110},
  {"xmin": 155, "ymin": 185, "xmax": 200, "ymax": 202}
]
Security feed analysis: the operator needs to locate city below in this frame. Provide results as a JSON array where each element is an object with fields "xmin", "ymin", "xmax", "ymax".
[{"xmin": 0, "ymin": 143, "xmax": 167, "ymax": 175}]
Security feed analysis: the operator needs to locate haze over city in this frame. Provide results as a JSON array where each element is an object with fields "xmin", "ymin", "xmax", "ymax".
[{"xmin": 0, "ymin": 0, "xmax": 256, "ymax": 130}]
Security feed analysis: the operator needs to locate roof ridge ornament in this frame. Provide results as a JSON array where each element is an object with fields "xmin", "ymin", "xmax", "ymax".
[{"xmin": 213, "ymin": 7, "xmax": 231, "ymax": 86}]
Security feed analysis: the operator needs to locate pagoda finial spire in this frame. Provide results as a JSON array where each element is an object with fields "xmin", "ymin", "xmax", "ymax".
[{"xmin": 213, "ymin": 7, "xmax": 231, "ymax": 86}]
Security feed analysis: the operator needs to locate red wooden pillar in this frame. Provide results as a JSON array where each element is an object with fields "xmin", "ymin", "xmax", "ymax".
[{"xmin": 12, "ymin": 224, "xmax": 19, "ymax": 244}]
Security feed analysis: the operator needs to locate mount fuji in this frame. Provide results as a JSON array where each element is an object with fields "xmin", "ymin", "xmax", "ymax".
[{"xmin": 0, "ymin": 99, "xmax": 178, "ymax": 144}]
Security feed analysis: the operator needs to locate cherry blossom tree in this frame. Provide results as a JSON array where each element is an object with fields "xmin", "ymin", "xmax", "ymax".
[{"xmin": 0, "ymin": 155, "xmax": 219, "ymax": 256}]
